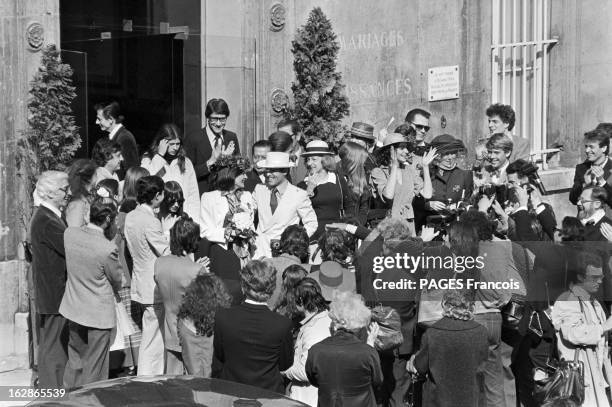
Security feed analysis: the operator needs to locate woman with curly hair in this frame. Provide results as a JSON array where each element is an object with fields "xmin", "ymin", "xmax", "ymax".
[
  {"xmin": 200, "ymin": 155, "xmax": 255, "ymax": 264},
  {"xmin": 407, "ymin": 290, "xmax": 488, "ymax": 407},
  {"xmin": 266, "ymin": 225, "xmax": 311, "ymax": 308},
  {"xmin": 141, "ymin": 123, "xmax": 200, "ymax": 225},
  {"xmin": 310, "ymin": 229, "xmax": 356, "ymax": 301},
  {"xmin": 177, "ymin": 273, "xmax": 231, "ymax": 377},
  {"xmin": 65, "ymin": 159, "xmax": 98, "ymax": 227}
]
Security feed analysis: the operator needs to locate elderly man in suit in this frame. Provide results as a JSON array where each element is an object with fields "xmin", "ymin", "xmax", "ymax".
[
  {"xmin": 212, "ymin": 260, "xmax": 293, "ymax": 392},
  {"xmin": 94, "ymin": 101, "xmax": 139, "ymax": 180},
  {"xmin": 252, "ymin": 152, "xmax": 318, "ymax": 258},
  {"xmin": 30, "ymin": 171, "xmax": 71, "ymax": 388},
  {"xmin": 184, "ymin": 98, "xmax": 241, "ymax": 195},
  {"xmin": 60, "ymin": 198, "xmax": 123, "ymax": 389},
  {"xmin": 124, "ymin": 175, "xmax": 170, "ymax": 375},
  {"xmin": 154, "ymin": 215, "xmax": 207, "ymax": 374}
]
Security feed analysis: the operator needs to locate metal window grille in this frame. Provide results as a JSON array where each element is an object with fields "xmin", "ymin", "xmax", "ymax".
[{"xmin": 491, "ymin": 0, "xmax": 558, "ymax": 154}]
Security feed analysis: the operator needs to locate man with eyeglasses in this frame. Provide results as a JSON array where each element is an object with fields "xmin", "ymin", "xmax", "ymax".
[
  {"xmin": 577, "ymin": 186, "xmax": 612, "ymax": 241},
  {"xmin": 185, "ymin": 98, "xmax": 241, "ymax": 194},
  {"xmin": 486, "ymin": 103, "xmax": 530, "ymax": 162},
  {"xmin": 551, "ymin": 251, "xmax": 612, "ymax": 407},
  {"xmin": 277, "ymin": 118, "xmax": 308, "ymax": 184},
  {"xmin": 30, "ymin": 171, "xmax": 72, "ymax": 388},
  {"xmin": 405, "ymin": 108, "xmax": 431, "ymax": 149}
]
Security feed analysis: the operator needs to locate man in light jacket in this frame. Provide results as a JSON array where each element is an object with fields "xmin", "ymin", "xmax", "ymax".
[
  {"xmin": 124, "ymin": 175, "xmax": 170, "ymax": 375},
  {"xmin": 252, "ymin": 152, "xmax": 317, "ymax": 258},
  {"xmin": 552, "ymin": 251, "xmax": 612, "ymax": 407},
  {"xmin": 60, "ymin": 199, "xmax": 123, "ymax": 388}
]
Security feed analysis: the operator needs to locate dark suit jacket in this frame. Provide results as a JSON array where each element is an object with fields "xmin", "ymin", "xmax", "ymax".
[
  {"xmin": 184, "ymin": 128, "xmax": 240, "ymax": 194},
  {"xmin": 244, "ymin": 170, "xmax": 264, "ymax": 193},
  {"xmin": 212, "ymin": 302, "xmax": 293, "ymax": 393},
  {"xmin": 31, "ymin": 205, "xmax": 67, "ymax": 314},
  {"xmin": 306, "ymin": 330, "xmax": 383, "ymax": 407},
  {"xmin": 114, "ymin": 126, "xmax": 139, "ymax": 180},
  {"xmin": 413, "ymin": 317, "xmax": 488, "ymax": 407},
  {"xmin": 582, "ymin": 215, "xmax": 612, "ymax": 242},
  {"xmin": 195, "ymin": 239, "xmax": 244, "ymax": 305},
  {"xmin": 570, "ymin": 159, "xmax": 612, "ymax": 206},
  {"xmin": 510, "ymin": 205, "xmax": 557, "ymax": 242}
]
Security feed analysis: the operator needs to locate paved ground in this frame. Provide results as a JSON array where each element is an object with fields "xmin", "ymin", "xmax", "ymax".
[{"xmin": 0, "ymin": 369, "xmax": 34, "ymax": 407}]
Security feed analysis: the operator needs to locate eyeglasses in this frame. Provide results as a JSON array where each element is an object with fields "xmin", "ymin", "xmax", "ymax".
[
  {"xmin": 578, "ymin": 199, "xmax": 598, "ymax": 204},
  {"xmin": 411, "ymin": 122, "xmax": 431, "ymax": 132},
  {"xmin": 59, "ymin": 185, "xmax": 70, "ymax": 195},
  {"xmin": 208, "ymin": 117, "xmax": 227, "ymax": 124}
]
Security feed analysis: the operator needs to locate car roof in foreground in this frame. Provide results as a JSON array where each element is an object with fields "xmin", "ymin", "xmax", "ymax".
[{"xmin": 27, "ymin": 376, "xmax": 309, "ymax": 407}]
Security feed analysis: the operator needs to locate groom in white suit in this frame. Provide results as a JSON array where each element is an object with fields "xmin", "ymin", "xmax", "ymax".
[{"xmin": 253, "ymin": 152, "xmax": 317, "ymax": 258}]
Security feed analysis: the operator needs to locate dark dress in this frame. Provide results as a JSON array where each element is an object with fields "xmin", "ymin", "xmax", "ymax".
[
  {"xmin": 306, "ymin": 329, "xmax": 383, "ymax": 407},
  {"xmin": 413, "ymin": 317, "xmax": 488, "ymax": 407},
  {"xmin": 298, "ymin": 173, "xmax": 349, "ymax": 241}
]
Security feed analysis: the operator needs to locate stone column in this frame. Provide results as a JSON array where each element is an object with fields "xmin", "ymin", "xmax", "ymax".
[{"xmin": 0, "ymin": 0, "xmax": 60, "ymax": 369}]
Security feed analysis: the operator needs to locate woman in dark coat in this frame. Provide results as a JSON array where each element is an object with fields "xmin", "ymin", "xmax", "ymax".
[
  {"xmin": 306, "ymin": 291, "xmax": 382, "ymax": 407},
  {"xmin": 407, "ymin": 289, "xmax": 488, "ymax": 407}
]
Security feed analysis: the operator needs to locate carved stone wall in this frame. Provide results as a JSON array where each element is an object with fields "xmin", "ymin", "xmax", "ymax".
[{"xmin": 0, "ymin": 0, "xmax": 60, "ymax": 362}]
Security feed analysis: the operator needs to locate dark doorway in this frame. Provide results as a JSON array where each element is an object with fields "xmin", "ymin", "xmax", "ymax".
[{"xmin": 60, "ymin": 1, "xmax": 186, "ymax": 159}]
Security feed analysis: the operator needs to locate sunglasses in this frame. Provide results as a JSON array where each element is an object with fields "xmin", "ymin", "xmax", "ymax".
[{"xmin": 411, "ymin": 123, "xmax": 431, "ymax": 132}]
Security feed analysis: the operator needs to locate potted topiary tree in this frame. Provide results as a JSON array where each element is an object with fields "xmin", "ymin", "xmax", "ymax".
[
  {"xmin": 16, "ymin": 44, "xmax": 81, "ymax": 227},
  {"xmin": 290, "ymin": 7, "xmax": 350, "ymax": 150}
]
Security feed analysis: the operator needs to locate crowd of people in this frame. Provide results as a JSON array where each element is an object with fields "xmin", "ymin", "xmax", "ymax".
[{"xmin": 27, "ymin": 97, "xmax": 612, "ymax": 406}]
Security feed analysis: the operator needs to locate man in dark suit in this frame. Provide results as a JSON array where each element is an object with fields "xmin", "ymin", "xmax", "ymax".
[
  {"xmin": 94, "ymin": 101, "xmax": 139, "ymax": 180},
  {"xmin": 184, "ymin": 98, "xmax": 241, "ymax": 194},
  {"xmin": 30, "ymin": 171, "xmax": 71, "ymax": 388},
  {"xmin": 244, "ymin": 139, "xmax": 272, "ymax": 193},
  {"xmin": 506, "ymin": 159, "xmax": 557, "ymax": 240},
  {"xmin": 577, "ymin": 186, "xmax": 612, "ymax": 241},
  {"xmin": 212, "ymin": 260, "xmax": 293, "ymax": 393},
  {"xmin": 570, "ymin": 129, "xmax": 612, "ymax": 208}
]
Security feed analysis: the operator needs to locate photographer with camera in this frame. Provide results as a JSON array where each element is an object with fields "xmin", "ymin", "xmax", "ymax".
[{"xmin": 506, "ymin": 159, "xmax": 557, "ymax": 241}]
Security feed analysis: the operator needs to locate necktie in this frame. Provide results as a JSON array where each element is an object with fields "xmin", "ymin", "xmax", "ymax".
[
  {"xmin": 270, "ymin": 188, "xmax": 278, "ymax": 214},
  {"xmin": 214, "ymin": 135, "xmax": 222, "ymax": 149}
]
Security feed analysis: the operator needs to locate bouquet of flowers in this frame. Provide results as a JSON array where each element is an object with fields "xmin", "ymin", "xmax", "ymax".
[{"xmin": 223, "ymin": 195, "xmax": 257, "ymax": 264}]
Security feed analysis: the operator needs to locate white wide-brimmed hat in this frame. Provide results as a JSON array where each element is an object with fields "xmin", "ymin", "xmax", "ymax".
[
  {"xmin": 301, "ymin": 140, "xmax": 335, "ymax": 156},
  {"xmin": 258, "ymin": 152, "xmax": 296, "ymax": 168}
]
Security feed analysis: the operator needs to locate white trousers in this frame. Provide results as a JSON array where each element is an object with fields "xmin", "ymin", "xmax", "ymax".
[{"xmin": 137, "ymin": 304, "xmax": 164, "ymax": 375}]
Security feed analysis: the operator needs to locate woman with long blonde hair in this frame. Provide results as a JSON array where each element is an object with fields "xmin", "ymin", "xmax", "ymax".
[{"xmin": 338, "ymin": 141, "xmax": 371, "ymax": 226}]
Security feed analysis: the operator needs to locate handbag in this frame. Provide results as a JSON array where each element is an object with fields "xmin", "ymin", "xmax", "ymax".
[
  {"xmin": 534, "ymin": 348, "xmax": 585, "ymax": 405},
  {"xmin": 370, "ymin": 304, "xmax": 403, "ymax": 351},
  {"xmin": 369, "ymin": 278, "xmax": 404, "ymax": 352}
]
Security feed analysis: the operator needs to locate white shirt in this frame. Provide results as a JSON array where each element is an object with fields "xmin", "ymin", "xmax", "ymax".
[
  {"xmin": 245, "ymin": 299, "xmax": 268, "ymax": 306},
  {"xmin": 303, "ymin": 171, "xmax": 337, "ymax": 186},
  {"xmin": 206, "ymin": 125, "xmax": 223, "ymax": 149},
  {"xmin": 581, "ymin": 209, "xmax": 606, "ymax": 225},
  {"xmin": 108, "ymin": 123, "xmax": 123, "ymax": 141},
  {"xmin": 40, "ymin": 200, "xmax": 62, "ymax": 219}
]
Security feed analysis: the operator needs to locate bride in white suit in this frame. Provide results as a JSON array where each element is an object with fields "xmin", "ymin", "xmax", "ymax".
[{"xmin": 199, "ymin": 156, "xmax": 255, "ymax": 264}]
